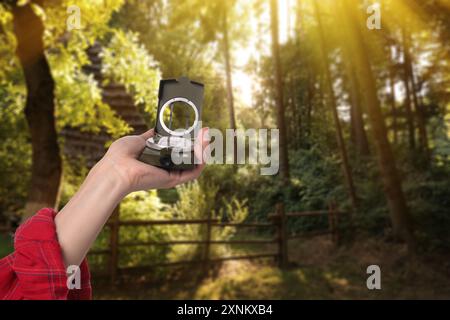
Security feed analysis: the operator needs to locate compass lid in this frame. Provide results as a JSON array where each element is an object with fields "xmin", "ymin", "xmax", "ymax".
[{"xmin": 155, "ymin": 77, "xmax": 204, "ymax": 137}]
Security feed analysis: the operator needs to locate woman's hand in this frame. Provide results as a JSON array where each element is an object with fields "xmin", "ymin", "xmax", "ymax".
[
  {"xmin": 55, "ymin": 127, "xmax": 210, "ymax": 267},
  {"xmin": 99, "ymin": 127, "xmax": 210, "ymax": 193}
]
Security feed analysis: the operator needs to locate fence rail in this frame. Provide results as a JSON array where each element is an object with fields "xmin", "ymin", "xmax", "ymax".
[
  {"xmin": 114, "ymin": 218, "xmax": 220, "ymax": 226},
  {"xmin": 0, "ymin": 226, "xmax": 11, "ymax": 233},
  {"xmin": 88, "ymin": 200, "xmax": 346, "ymax": 283}
]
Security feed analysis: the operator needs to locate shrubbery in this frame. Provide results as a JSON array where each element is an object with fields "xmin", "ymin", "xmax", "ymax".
[
  {"xmin": 203, "ymin": 145, "xmax": 450, "ymax": 250},
  {"xmin": 87, "ymin": 181, "xmax": 249, "ymax": 271}
]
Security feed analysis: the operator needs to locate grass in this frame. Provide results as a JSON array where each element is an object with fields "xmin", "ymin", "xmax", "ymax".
[{"xmin": 194, "ymin": 263, "xmax": 336, "ymax": 299}]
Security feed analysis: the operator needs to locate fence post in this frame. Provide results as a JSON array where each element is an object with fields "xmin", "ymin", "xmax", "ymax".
[
  {"xmin": 203, "ymin": 210, "xmax": 213, "ymax": 271},
  {"xmin": 275, "ymin": 203, "xmax": 288, "ymax": 268},
  {"xmin": 109, "ymin": 204, "xmax": 120, "ymax": 284}
]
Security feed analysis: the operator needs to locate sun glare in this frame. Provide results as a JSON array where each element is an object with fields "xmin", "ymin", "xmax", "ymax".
[{"xmin": 232, "ymin": 0, "xmax": 294, "ymax": 108}]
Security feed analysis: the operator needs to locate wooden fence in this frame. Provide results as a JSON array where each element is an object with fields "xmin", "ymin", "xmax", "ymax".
[
  {"xmin": 0, "ymin": 226, "xmax": 11, "ymax": 233},
  {"xmin": 89, "ymin": 201, "xmax": 346, "ymax": 283}
]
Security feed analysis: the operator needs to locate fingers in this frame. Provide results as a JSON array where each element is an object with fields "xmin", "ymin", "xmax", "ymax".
[
  {"xmin": 194, "ymin": 127, "xmax": 210, "ymax": 165},
  {"xmin": 139, "ymin": 128, "xmax": 155, "ymax": 141},
  {"xmin": 176, "ymin": 162, "xmax": 206, "ymax": 185},
  {"xmin": 176, "ymin": 128, "xmax": 210, "ymax": 185},
  {"xmin": 136, "ymin": 127, "xmax": 209, "ymax": 189},
  {"xmin": 124, "ymin": 128, "xmax": 154, "ymax": 157}
]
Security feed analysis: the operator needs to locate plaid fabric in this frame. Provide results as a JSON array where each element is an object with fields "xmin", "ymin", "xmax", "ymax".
[{"xmin": 0, "ymin": 208, "xmax": 92, "ymax": 300}]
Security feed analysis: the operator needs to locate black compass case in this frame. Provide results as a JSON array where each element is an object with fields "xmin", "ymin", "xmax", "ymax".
[{"xmin": 138, "ymin": 77, "xmax": 204, "ymax": 170}]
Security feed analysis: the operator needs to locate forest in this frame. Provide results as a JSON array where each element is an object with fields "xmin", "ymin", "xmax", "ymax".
[{"xmin": 0, "ymin": 0, "xmax": 449, "ymax": 299}]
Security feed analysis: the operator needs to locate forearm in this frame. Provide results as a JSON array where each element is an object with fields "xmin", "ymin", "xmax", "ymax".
[
  {"xmin": 55, "ymin": 158, "xmax": 127, "ymax": 267},
  {"xmin": 53, "ymin": 128, "xmax": 207, "ymax": 268}
]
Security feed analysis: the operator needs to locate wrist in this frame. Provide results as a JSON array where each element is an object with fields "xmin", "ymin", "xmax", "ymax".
[{"xmin": 88, "ymin": 157, "xmax": 130, "ymax": 200}]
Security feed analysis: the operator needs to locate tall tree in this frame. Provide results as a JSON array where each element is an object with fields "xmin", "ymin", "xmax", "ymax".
[
  {"xmin": 313, "ymin": 0, "xmax": 358, "ymax": 212},
  {"xmin": 348, "ymin": 65, "xmax": 370, "ymax": 156},
  {"xmin": 222, "ymin": 3, "xmax": 237, "ymax": 164},
  {"xmin": 401, "ymin": 23, "xmax": 430, "ymax": 158},
  {"xmin": 6, "ymin": 0, "xmax": 154, "ymax": 219},
  {"xmin": 12, "ymin": 2, "xmax": 62, "ymax": 219},
  {"xmin": 400, "ymin": 24, "xmax": 417, "ymax": 150},
  {"xmin": 339, "ymin": 1, "xmax": 369, "ymax": 156},
  {"xmin": 388, "ymin": 44, "xmax": 399, "ymax": 144},
  {"xmin": 340, "ymin": 0, "xmax": 415, "ymax": 250},
  {"xmin": 270, "ymin": 0, "xmax": 290, "ymax": 182},
  {"xmin": 181, "ymin": 0, "xmax": 241, "ymax": 163},
  {"xmin": 341, "ymin": 36, "xmax": 370, "ymax": 156},
  {"xmin": 295, "ymin": 0, "xmax": 314, "ymax": 148}
]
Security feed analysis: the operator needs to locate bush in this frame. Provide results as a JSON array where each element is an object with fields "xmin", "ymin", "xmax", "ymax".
[{"xmin": 89, "ymin": 182, "xmax": 249, "ymax": 271}]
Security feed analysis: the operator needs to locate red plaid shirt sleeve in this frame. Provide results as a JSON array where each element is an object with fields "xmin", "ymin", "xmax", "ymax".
[{"xmin": 0, "ymin": 208, "xmax": 92, "ymax": 300}]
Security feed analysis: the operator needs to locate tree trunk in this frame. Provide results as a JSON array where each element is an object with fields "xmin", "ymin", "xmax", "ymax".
[
  {"xmin": 400, "ymin": 27, "xmax": 416, "ymax": 150},
  {"xmin": 402, "ymin": 26, "xmax": 430, "ymax": 158},
  {"xmin": 13, "ymin": 3, "xmax": 62, "ymax": 219},
  {"xmin": 305, "ymin": 79, "xmax": 313, "ymax": 146},
  {"xmin": 222, "ymin": 8, "xmax": 238, "ymax": 165},
  {"xmin": 313, "ymin": 0, "xmax": 358, "ymax": 213},
  {"xmin": 290, "ymin": 80, "xmax": 300, "ymax": 149},
  {"xmin": 340, "ymin": 0, "xmax": 415, "ymax": 251},
  {"xmin": 296, "ymin": 0, "xmax": 312, "ymax": 149},
  {"xmin": 339, "ymin": 3, "xmax": 369, "ymax": 156},
  {"xmin": 388, "ymin": 63, "xmax": 398, "ymax": 145},
  {"xmin": 347, "ymin": 59, "xmax": 370, "ymax": 156},
  {"xmin": 270, "ymin": 0, "xmax": 290, "ymax": 182}
]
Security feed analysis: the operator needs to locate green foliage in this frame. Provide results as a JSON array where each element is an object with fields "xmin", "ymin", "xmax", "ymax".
[
  {"xmin": 58, "ymin": 156, "xmax": 89, "ymax": 209},
  {"xmin": 163, "ymin": 182, "xmax": 215, "ymax": 261},
  {"xmin": 165, "ymin": 182, "xmax": 248, "ymax": 260},
  {"xmin": 43, "ymin": 1, "xmax": 132, "ymax": 138},
  {"xmin": 51, "ymin": 61, "xmax": 130, "ymax": 138},
  {"xmin": 88, "ymin": 182, "xmax": 249, "ymax": 271},
  {"xmin": 117, "ymin": 190, "xmax": 170, "ymax": 268},
  {"xmin": 0, "ymin": 7, "xmax": 29, "ymax": 215},
  {"xmin": 0, "ymin": 97, "xmax": 29, "ymax": 217},
  {"xmin": 228, "ymin": 149, "xmax": 342, "ymax": 233},
  {"xmin": 429, "ymin": 111, "xmax": 450, "ymax": 165},
  {"xmin": 101, "ymin": 29, "xmax": 160, "ymax": 116},
  {"xmin": 112, "ymin": 0, "xmax": 229, "ymax": 131},
  {"xmin": 402, "ymin": 163, "xmax": 450, "ymax": 249},
  {"xmin": 1, "ymin": 1, "xmax": 161, "ymax": 141},
  {"xmin": 41, "ymin": 0, "xmax": 125, "ymax": 47}
]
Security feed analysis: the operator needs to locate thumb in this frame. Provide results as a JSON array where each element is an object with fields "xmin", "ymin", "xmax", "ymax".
[{"xmin": 139, "ymin": 128, "xmax": 155, "ymax": 141}]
